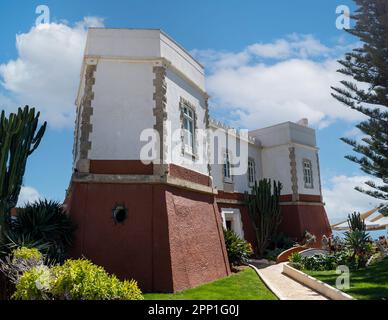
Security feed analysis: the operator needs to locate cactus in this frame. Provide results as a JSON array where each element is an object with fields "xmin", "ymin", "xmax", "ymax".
[
  {"xmin": 347, "ymin": 212, "xmax": 366, "ymax": 232},
  {"xmin": 245, "ymin": 178, "xmax": 283, "ymax": 257},
  {"xmin": 0, "ymin": 106, "xmax": 47, "ymax": 232}
]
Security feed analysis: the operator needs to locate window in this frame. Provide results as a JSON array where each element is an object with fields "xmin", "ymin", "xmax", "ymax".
[
  {"xmin": 303, "ymin": 159, "xmax": 313, "ymax": 188},
  {"xmin": 182, "ymin": 105, "xmax": 195, "ymax": 153},
  {"xmin": 223, "ymin": 151, "xmax": 232, "ymax": 182},
  {"xmin": 248, "ymin": 159, "xmax": 256, "ymax": 186}
]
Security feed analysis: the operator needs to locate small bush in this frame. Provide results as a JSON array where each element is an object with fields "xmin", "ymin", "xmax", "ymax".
[
  {"xmin": 11, "ymin": 257, "xmax": 143, "ymax": 300},
  {"xmin": 12, "ymin": 247, "xmax": 42, "ymax": 262},
  {"xmin": 270, "ymin": 233, "xmax": 294, "ymax": 250},
  {"xmin": 289, "ymin": 252, "xmax": 302, "ymax": 264},
  {"xmin": 50, "ymin": 259, "xmax": 143, "ymax": 300},
  {"xmin": 289, "ymin": 251, "xmax": 358, "ymax": 271},
  {"xmin": 0, "ymin": 247, "xmax": 44, "ymax": 285},
  {"xmin": 223, "ymin": 229, "xmax": 253, "ymax": 266},
  {"xmin": 264, "ymin": 248, "xmax": 284, "ymax": 261},
  {"xmin": 12, "ymin": 265, "xmax": 52, "ymax": 300}
]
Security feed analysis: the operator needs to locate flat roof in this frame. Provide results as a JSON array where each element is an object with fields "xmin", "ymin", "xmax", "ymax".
[{"xmin": 88, "ymin": 27, "xmax": 204, "ymax": 69}]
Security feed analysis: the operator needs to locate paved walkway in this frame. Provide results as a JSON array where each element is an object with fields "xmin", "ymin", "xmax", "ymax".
[{"xmin": 250, "ymin": 262, "xmax": 328, "ymax": 300}]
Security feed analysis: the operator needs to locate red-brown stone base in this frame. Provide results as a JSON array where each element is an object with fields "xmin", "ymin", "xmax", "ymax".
[
  {"xmin": 216, "ymin": 194, "xmax": 332, "ymax": 251},
  {"xmin": 278, "ymin": 203, "xmax": 332, "ymax": 247},
  {"xmin": 66, "ymin": 181, "xmax": 230, "ymax": 293}
]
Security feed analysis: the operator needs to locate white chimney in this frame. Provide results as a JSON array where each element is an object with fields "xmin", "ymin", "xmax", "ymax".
[{"xmin": 297, "ymin": 118, "xmax": 309, "ymax": 127}]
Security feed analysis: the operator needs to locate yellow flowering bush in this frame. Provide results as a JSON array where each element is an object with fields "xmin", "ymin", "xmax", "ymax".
[
  {"xmin": 12, "ymin": 265, "xmax": 52, "ymax": 300},
  {"xmin": 51, "ymin": 259, "xmax": 143, "ymax": 300},
  {"xmin": 12, "ymin": 247, "xmax": 43, "ymax": 263},
  {"xmin": 11, "ymin": 256, "xmax": 143, "ymax": 300}
]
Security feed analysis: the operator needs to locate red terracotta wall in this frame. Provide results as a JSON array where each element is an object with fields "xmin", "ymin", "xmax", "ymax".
[
  {"xmin": 89, "ymin": 160, "xmax": 153, "ymax": 175},
  {"xmin": 168, "ymin": 164, "xmax": 211, "ymax": 187},
  {"xmin": 279, "ymin": 204, "xmax": 332, "ymax": 246},
  {"xmin": 68, "ymin": 182, "xmax": 172, "ymax": 292},
  {"xmin": 216, "ymin": 193, "xmax": 332, "ymax": 250},
  {"xmin": 165, "ymin": 187, "xmax": 230, "ymax": 292},
  {"xmin": 68, "ymin": 182, "xmax": 230, "ymax": 293}
]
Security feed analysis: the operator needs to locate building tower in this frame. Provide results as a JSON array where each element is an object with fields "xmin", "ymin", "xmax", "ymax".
[{"xmin": 66, "ymin": 29, "xmax": 230, "ymax": 293}]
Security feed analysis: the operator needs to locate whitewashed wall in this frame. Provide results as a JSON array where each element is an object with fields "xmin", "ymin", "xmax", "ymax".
[
  {"xmin": 209, "ymin": 125, "xmax": 262, "ymax": 193},
  {"xmin": 89, "ymin": 60, "xmax": 155, "ymax": 160},
  {"xmin": 75, "ymin": 29, "xmax": 207, "ymax": 167},
  {"xmin": 261, "ymin": 145, "xmax": 293, "ymax": 195},
  {"xmin": 74, "ymin": 28, "xmax": 323, "ymax": 197},
  {"xmin": 165, "ymin": 68, "xmax": 208, "ymax": 175},
  {"xmin": 294, "ymin": 146, "xmax": 321, "ymax": 195},
  {"xmin": 249, "ymin": 122, "xmax": 320, "ymax": 196}
]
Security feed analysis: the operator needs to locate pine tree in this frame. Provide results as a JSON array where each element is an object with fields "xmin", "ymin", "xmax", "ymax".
[{"xmin": 331, "ymin": 0, "xmax": 388, "ymax": 214}]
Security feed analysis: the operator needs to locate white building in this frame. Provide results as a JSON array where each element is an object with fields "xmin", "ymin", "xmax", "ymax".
[{"xmin": 66, "ymin": 28, "xmax": 331, "ymax": 293}]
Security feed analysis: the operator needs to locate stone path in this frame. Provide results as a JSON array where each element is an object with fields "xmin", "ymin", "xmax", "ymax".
[{"xmin": 250, "ymin": 262, "xmax": 328, "ymax": 300}]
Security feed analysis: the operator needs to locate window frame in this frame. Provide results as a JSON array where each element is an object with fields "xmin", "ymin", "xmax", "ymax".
[
  {"xmin": 180, "ymin": 98, "xmax": 197, "ymax": 158},
  {"xmin": 248, "ymin": 158, "xmax": 256, "ymax": 186},
  {"xmin": 302, "ymin": 159, "xmax": 314, "ymax": 189},
  {"xmin": 182, "ymin": 105, "xmax": 195, "ymax": 153},
  {"xmin": 223, "ymin": 150, "xmax": 233, "ymax": 183}
]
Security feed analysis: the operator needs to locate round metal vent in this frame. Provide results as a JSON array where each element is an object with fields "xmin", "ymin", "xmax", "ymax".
[{"xmin": 112, "ymin": 204, "xmax": 128, "ymax": 224}]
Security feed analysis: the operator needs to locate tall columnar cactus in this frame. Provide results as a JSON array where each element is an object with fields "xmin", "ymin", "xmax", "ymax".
[
  {"xmin": 0, "ymin": 106, "xmax": 47, "ymax": 231},
  {"xmin": 245, "ymin": 179, "xmax": 283, "ymax": 257}
]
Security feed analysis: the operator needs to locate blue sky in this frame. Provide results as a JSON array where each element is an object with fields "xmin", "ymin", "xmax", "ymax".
[{"xmin": 0, "ymin": 0, "xmax": 382, "ymax": 221}]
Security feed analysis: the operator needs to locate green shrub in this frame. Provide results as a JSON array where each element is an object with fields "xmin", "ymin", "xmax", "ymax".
[
  {"xmin": 6, "ymin": 249, "xmax": 144, "ymax": 301},
  {"xmin": 264, "ymin": 248, "xmax": 284, "ymax": 261},
  {"xmin": 264, "ymin": 233, "xmax": 294, "ymax": 261},
  {"xmin": 12, "ymin": 247, "xmax": 42, "ymax": 262},
  {"xmin": 0, "ymin": 247, "xmax": 45, "ymax": 285},
  {"xmin": 289, "ymin": 251, "xmax": 357, "ymax": 271},
  {"xmin": 270, "ymin": 233, "xmax": 294, "ymax": 250},
  {"xmin": 11, "ymin": 258, "xmax": 143, "ymax": 300},
  {"xmin": 289, "ymin": 252, "xmax": 302, "ymax": 264},
  {"xmin": 12, "ymin": 265, "xmax": 52, "ymax": 300},
  {"xmin": 223, "ymin": 229, "xmax": 253, "ymax": 266},
  {"xmin": 344, "ymin": 229, "xmax": 372, "ymax": 268},
  {"xmin": 50, "ymin": 259, "xmax": 143, "ymax": 300},
  {"xmin": 302, "ymin": 255, "xmax": 328, "ymax": 271},
  {"xmin": 1, "ymin": 200, "xmax": 76, "ymax": 263}
]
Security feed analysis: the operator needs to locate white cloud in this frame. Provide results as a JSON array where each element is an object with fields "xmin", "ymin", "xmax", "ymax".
[
  {"xmin": 322, "ymin": 175, "xmax": 382, "ymax": 223},
  {"xmin": 0, "ymin": 17, "xmax": 104, "ymax": 128},
  {"xmin": 17, "ymin": 186, "xmax": 41, "ymax": 207},
  {"xmin": 192, "ymin": 34, "xmax": 363, "ymax": 129},
  {"xmin": 247, "ymin": 34, "xmax": 330, "ymax": 59},
  {"xmin": 343, "ymin": 127, "xmax": 369, "ymax": 142}
]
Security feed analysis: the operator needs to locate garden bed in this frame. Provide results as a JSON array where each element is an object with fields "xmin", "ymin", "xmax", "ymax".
[
  {"xmin": 283, "ymin": 263, "xmax": 354, "ymax": 300},
  {"xmin": 305, "ymin": 258, "xmax": 388, "ymax": 300},
  {"xmin": 144, "ymin": 267, "xmax": 277, "ymax": 300}
]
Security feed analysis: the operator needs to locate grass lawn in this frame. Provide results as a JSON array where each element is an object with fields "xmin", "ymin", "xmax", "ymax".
[
  {"xmin": 306, "ymin": 258, "xmax": 388, "ymax": 300},
  {"xmin": 144, "ymin": 267, "xmax": 277, "ymax": 300}
]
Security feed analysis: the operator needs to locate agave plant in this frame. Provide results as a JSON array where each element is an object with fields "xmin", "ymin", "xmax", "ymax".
[
  {"xmin": 223, "ymin": 229, "xmax": 253, "ymax": 266},
  {"xmin": 1, "ymin": 200, "xmax": 76, "ymax": 263}
]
